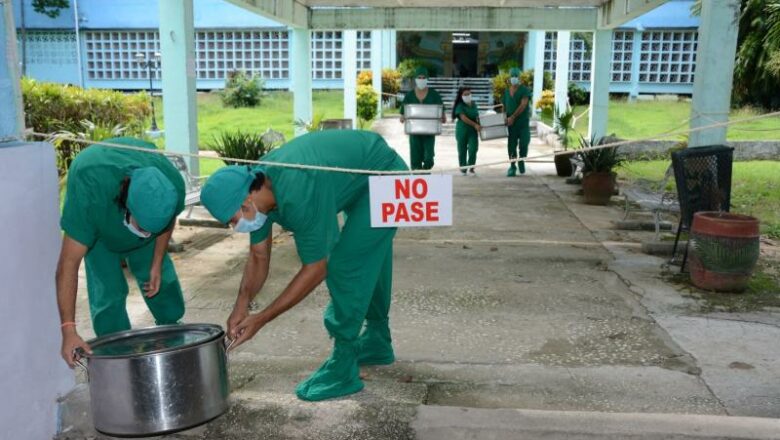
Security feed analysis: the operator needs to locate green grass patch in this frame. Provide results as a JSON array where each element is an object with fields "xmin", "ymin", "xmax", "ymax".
[
  {"xmin": 153, "ymin": 90, "xmax": 344, "ymax": 150},
  {"xmin": 541, "ymin": 100, "xmax": 780, "ymax": 142},
  {"xmin": 617, "ymin": 160, "xmax": 780, "ymax": 238}
]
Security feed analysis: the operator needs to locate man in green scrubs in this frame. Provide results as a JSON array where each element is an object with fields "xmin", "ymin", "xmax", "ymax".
[
  {"xmin": 200, "ymin": 130, "xmax": 408, "ymax": 402},
  {"xmin": 502, "ymin": 67, "xmax": 533, "ymax": 176},
  {"xmin": 57, "ymin": 138, "xmax": 186, "ymax": 367},
  {"xmin": 400, "ymin": 66, "xmax": 445, "ymax": 170},
  {"xmin": 453, "ymin": 87, "xmax": 481, "ymax": 175}
]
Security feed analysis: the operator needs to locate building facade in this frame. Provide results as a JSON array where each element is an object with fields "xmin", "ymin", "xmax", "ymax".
[{"xmin": 14, "ymin": 0, "xmax": 698, "ymax": 95}]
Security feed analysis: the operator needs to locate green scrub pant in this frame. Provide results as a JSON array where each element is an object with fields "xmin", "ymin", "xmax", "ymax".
[
  {"xmin": 456, "ymin": 128, "xmax": 479, "ymax": 171},
  {"xmin": 323, "ymin": 192, "xmax": 396, "ymax": 344},
  {"xmin": 507, "ymin": 123, "xmax": 531, "ymax": 173},
  {"xmin": 85, "ymin": 240, "xmax": 185, "ymax": 336},
  {"xmin": 409, "ymin": 135, "xmax": 435, "ymax": 170}
]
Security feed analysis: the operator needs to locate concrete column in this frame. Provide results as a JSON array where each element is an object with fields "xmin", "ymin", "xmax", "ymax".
[
  {"xmin": 588, "ymin": 30, "xmax": 612, "ymax": 140},
  {"xmin": 688, "ymin": 0, "xmax": 740, "ymax": 147},
  {"xmin": 532, "ymin": 31, "xmax": 545, "ymax": 117},
  {"xmin": 523, "ymin": 31, "xmax": 536, "ymax": 71},
  {"xmin": 371, "ymin": 30, "xmax": 383, "ymax": 117},
  {"xmin": 291, "ymin": 28, "xmax": 312, "ymax": 136},
  {"xmin": 159, "ymin": 0, "xmax": 199, "ymax": 174},
  {"xmin": 0, "ymin": 1, "xmax": 24, "ymax": 142},
  {"xmin": 389, "ymin": 30, "xmax": 397, "ymax": 68},
  {"xmin": 554, "ymin": 31, "xmax": 571, "ymax": 117},
  {"xmin": 629, "ymin": 28, "xmax": 643, "ymax": 100},
  {"xmin": 1, "ymin": 6, "xmax": 75, "ymax": 440},
  {"xmin": 343, "ymin": 30, "xmax": 357, "ymax": 127}
]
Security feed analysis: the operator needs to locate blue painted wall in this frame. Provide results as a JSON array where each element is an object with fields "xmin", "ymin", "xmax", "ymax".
[
  {"xmin": 13, "ymin": 0, "xmax": 284, "ymax": 29},
  {"xmin": 624, "ymin": 0, "xmax": 700, "ymax": 29}
]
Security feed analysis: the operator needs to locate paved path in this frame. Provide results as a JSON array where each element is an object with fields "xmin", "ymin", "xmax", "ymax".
[{"xmin": 59, "ymin": 119, "xmax": 780, "ymax": 439}]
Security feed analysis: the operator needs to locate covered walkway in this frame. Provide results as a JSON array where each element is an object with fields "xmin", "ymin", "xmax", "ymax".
[{"xmin": 56, "ymin": 121, "xmax": 780, "ymax": 438}]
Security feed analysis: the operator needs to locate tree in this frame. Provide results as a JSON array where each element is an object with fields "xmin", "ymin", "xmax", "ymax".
[
  {"xmin": 32, "ymin": 0, "xmax": 70, "ymax": 18},
  {"xmin": 693, "ymin": 0, "xmax": 780, "ymax": 109}
]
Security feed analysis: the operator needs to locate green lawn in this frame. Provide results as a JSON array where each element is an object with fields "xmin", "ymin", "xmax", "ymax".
[
  {"xmin": 542, "ymin": 100, "xmax": 780, "ymax": 143},
  {"xmin": 154, "ymin": 90, "xmax": 344, "ymax": 149},
  {"xmin": 618, "ymin": 160, "xmax": 780, "ymax": 238},
  {"xmin": 152, "ymin": 90, "xmax": 344, "ymax": 177}
]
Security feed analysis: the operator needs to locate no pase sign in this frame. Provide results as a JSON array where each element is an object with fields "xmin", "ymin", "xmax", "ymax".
[{"xmin": 369, "ymin": 175, "xmax": 453, "ymax": 227}]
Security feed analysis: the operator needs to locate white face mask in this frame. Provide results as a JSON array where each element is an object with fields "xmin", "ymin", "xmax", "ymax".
[
  {"xmin": 462, "ymin": 95, "xmax": 472, "ymax": 104},
  {"xmin": 124, "ymin": 215, "xmax": 151, "ymax": 238},
  {"xmin": 510, "ymin": 77, "xmax": 520, "ymax": 86},
  {"xmin": 415, "ymin": 78, "xmax": 428, "ymax": 90},
  {"xmin": 233, "ymin": 202, "xmax": 268, "ymax": 234}
]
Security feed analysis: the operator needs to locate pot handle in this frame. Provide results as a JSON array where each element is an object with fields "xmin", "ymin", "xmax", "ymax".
[
  {"xmin": 223, "ymin": 336, "xmax": 236, "ymax": 354},
  {"xmin": 73, "ymin": 349, "xmax": 89, "ymax": 377}
]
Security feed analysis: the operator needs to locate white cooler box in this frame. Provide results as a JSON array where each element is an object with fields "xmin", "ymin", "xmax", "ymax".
[
  {"xmin": 480, "ymin": 125, "xmax": 509, "ymax": 141},
  {"xmin": 404, "ymin": 104, "xmax": 443, "ymax": 119},
  {"xmin": 479, "ymin": 112, "xmax": 508, "ymax": 141},
  {"xmin": 405, "ymin": 119, "xmax": 443, "ymax": 135}
]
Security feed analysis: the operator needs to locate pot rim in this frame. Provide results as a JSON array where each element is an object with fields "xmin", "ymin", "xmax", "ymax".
[
  {"xmin": 84, "ymin": 323, "xmax": 225, "ymax": 360},
  {"xmin": 694, "ymin": 211, "xmax": 759, "ymax": 224}
]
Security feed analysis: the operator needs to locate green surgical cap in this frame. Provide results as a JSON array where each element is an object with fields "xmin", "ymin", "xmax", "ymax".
[
  {"xmin": 414, "ymin": 66, "xmax": 429, "ymax": 78},
  {"xmin": 127, "ymin": 167, "xmax": 177, "ymax": 233},
  {"xmin": 201, "ymin": 165, "xmax": 260, "ymax": 224},
  {"xmin": 509, "ymin": 67, "xmax": 521, "ymax": 77}
]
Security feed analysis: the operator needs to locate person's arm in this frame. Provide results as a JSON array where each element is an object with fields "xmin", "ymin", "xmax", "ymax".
[
  {"xmin": 229, "ymin": 257, "xmax": 328, "ymax": 349},
  {"xmin": 56, "ymin": 235, "xmax": 93, "ymax": 367},
  {"xmin": 508, "ymin": 96, "xmax": 529, "ymax": 125},
  {"xmin": 226, "ymin": 234, "xmax": 273, "ymax": 339},
  {"xmin": 459, "ymin": 113, "xmax": 480, "ymax": 131},
  {"xmin": 144, "ymin": 226, "xmax": 174, "ymax": 297}
]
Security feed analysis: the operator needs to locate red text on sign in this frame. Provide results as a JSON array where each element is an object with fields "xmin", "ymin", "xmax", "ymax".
[{"xmin": 381, "ymin": 201, "xmax": 439, "ymax": 223}]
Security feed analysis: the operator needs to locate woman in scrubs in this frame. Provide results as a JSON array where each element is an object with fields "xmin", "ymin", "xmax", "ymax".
[{"xmin": 452, "ymin": 87, "xmax": 481, "ymax": 175}]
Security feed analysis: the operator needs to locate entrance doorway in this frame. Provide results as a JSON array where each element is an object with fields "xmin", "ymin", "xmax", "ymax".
[{"xmin": 452, "ymin": 32, "xmax": 479, "ymax": 77}]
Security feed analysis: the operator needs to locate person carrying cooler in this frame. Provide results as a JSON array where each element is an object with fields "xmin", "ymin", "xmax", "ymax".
[
  {"xmin": 452, "ymin": 87, "xmax": 481, "ymax": 176},
  {"xmin": 400, "ymin": 66, "xmax": 446, "ymax": 170}
]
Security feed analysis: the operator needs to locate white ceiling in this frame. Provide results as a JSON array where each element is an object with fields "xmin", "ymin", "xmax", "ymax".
[{"xmin": 304, "ymin": 0, "xmax": 607, "ymax": 7}]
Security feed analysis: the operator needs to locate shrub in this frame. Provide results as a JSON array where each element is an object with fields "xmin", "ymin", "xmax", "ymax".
[
  {"xmin": 221, "ymin": 71, "xmax": 264, "ymax": 108},
  {"xmin": 498, "ymin": 59, "xmax": 520, "ymax": 73},
  {"xmin": 357, "ymin": 85, "xmax": 379, "ymax": 126},
  {"xmin": 577, "ymin": 135, "xmax": 623, "ymax": 174},
  {"xmin": 535, "ymin": 90, "xmax": 555, "ymax": 117},
  {"xmin": 357, "ymin": 70, "xmax": 373, "ymax": 86},
  {"xmin": 568, "ymin": 82, "xmax": 589, "ymax": 106},
  {"xmin": 381, "ymin": 68, "xmax": 401, "ymax": 101},
  {"xmin": 492, "ymin": 72, "xmax": 510, "ymax": 105},
  {"xmin": 21, "ymin": 78, "xmax": 151, "ymax": 174},
  {"xmin": 554, "ymin": 105, "xmax": 575, "ymax": 150},
  {"xmin": 207, "ymin": 130, "xmax": 274, "ymax": 165}
]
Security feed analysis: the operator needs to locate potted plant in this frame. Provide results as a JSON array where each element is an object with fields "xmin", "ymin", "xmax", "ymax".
[
  {"xmin": 577, "ymin": 135, "xmax": 623, "ymax": 205},
  {"xmin": 553, "ymin": 105, "xmax": 575, "ymax": 177}
]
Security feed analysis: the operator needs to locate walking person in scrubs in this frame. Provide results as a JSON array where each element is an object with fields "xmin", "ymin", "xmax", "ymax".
[
  {"xmin": 452, "ymin": 87, "xmax": 481, "ymax": 176},
  {"xmin": 502, "ymin": 68, "xmax": 533, "ymax": 176},
  {"xmin": 400, "ymin": 66, "xmax": 446, "ymax": 170},
  {"xmin": 56, "ymin": 138, "xmax": 186, "ymax": 367},
  {"xmin": 200, "ymin": 130, "xmax": 408, "ymax": 402}
]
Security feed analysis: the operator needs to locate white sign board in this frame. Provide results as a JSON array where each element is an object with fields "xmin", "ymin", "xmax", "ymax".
[{"xmin": 369, "ymin": 175, "xmax": 453, "ymax": 227}]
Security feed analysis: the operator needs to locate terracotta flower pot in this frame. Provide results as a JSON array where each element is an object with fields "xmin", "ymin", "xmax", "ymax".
[
  {"xmin": 554, "ymin": 151, "xmax": 574, "ymax": 177},
  {"xmin": 581, "ymin": 171, "xmax": 616, "ymax": 205},
  {"xmin": 689, "ymin": 211, "xmax": 760, "ymax": 293}
]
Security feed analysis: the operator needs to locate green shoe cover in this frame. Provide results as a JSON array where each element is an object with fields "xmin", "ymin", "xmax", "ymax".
[
  {"xmin": 518, "ymin": 162, "xmax": 526, "ymax": 174},
  {"xmin": 357, "ymin": 320, "xmax": 395, "ymax": 366},
  {"xmin": 506, "ymin": 165, "xmax": 517, "ymax": 177},
  {"xmin": 295, "ymin": 340, "xmax": 364, "ymax": 401}
]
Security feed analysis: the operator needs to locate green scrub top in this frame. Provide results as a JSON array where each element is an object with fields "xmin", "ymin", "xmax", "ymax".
[
  {"xmin": 502, "ymin": 85, "xmax": 533, "ymax": 127},
  {"xmin": 61, "ymin": 143, "xmax": 186, "ymax": 254},
  {"xmin": 454, "ymin": 102, "xmax": 480, "ymax": 135},
  {"xmin": 249, "ymin": 130, "xmax": 406, "ymax": 264},
  {"xmin": 400, "ymin": 88, "xmax": 444, "ymax": 114}
]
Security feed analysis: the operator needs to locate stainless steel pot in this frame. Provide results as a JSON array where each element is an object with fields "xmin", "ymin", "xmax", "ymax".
[
  {"xmin": 404, "ymin": 104, "xmax": 443, "ymax": 119},
  {"xmin": 405, "ymin": 119, "xmax": 443, "ymax": 135},
  {"xmin": 76, "ymin": 324, "xmax": 230, "ymax": 437}
]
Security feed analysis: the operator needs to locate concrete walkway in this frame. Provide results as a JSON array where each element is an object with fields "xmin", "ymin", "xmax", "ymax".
[{"xmin": 58, "ymin": 119, "xmax": 780, "ymax": 439}]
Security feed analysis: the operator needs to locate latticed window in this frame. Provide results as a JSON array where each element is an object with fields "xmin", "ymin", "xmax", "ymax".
[
  {"xmin": 611, "ymin": 31, "xmax": 634, "ymax": 82},
  {"xmin": 195, "ymin": 30, "xmax": 289, "ymax": 80},
  {"xmin": 356, "ymin": 31, "xmax": 372, "ymax": 71},
  {"xmin": 85, "ymin": 30, "xmax": 291, "ymax": 81},
  {"xmin": 84, "ymin": 31, "xmax": 160, "ymax": 80},
  {"xmin": 638, "ymin": 30, "xmax": 697, "ymax": 84},
  {"xmin": 311, "ymin": 31, "xmax": 343, "ymax": 79},
  {"xmin": 18, "ymin": 30, "xmax": 78, "ymax": 66},
  {"xmin": 543, "ymin": 32, "xmax": 591, "ymax": 81}
]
